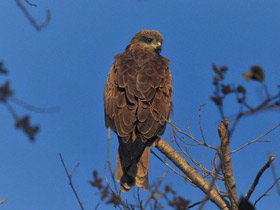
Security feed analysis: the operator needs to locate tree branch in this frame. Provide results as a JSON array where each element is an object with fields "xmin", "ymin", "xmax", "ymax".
[
  {"xmin": 24, "ymin": 0, "xmax": 37, "ymax": 7},
  {"xmin": 155, "ymin": 138, "xmax": 229, "ymax": 210},
  {"xmin": 231, "ymin": 122, "xmax": 280, "ymax": 154},
  {"xmin": 16, "ymin": 0, "xmax": 51, "ymax": 31},
  {"xmin": 106, "ymin": 128, "xmax": 127, "ymax": 210},
  {"xmin": 59, "ymin": 154, "xmax": 84, "ymax": 210},
  {"xmin": 245, "ymin": 156, "xmax": 275, "ymax": 201},
  {"xmin": 254, "ymin": 177, "xmax": 280, "ymax": 207},
  {"xmin": 218, "ymin": 119, "xmax": 238, "ymax": 210}
]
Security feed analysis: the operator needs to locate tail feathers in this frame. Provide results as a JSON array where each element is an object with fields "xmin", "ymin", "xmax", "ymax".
[
  {"xmin": 116, "ymin": 146, "xmax": 151, "ymax": 192},
  {"xmin": 116, "ymin": 152, "xmax": 123, "ymax": 184},
  {"xmin": 135, "ymin": 146, "xmax": 150, "ymax": 190},
  {"xmin": 116, "ymin": 152, "xmax": 136, "ymax": 192}
]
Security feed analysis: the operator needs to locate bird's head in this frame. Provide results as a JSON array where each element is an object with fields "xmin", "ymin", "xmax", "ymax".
[{"xmin": 130, "ymin": 30, "xmax": 163, "ymax": 55}]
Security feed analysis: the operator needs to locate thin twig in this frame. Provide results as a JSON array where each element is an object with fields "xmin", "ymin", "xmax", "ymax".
[
  {"xmin": 231, "ymin": 122, "xmax": 280, "ymax": 153},
  {"xmin": 106, "ymin": 129, "xmax": 127, "ymax": 210},
  {"xmin": 228, "ymin": 113, "xmax": 243, "ymax": 138},
  {"xmin": 201, "ymin": 149, "xmax": 205, "ymax": 178},
  {"xmin": 262, "ymin": 83, "xmax": 270, "ymax": 99},
  {"xmin": 155, "ymin": 139, "xmax": 229, "ymax": 210},
  {"xmin": 172, "ymin": 131, "xmax": 223, "ymax": 180},
  {"xmin": 270, "ymin": 161, "xmax": 280, "ymax": 195},
  {"xmin": 59, "ymin": 154, "xmax": 84, "ymax": 210},
  {"xmin": 16, "ymin": 0, "xmax": 51, "ymax": 31},
  {"xmin": 245, "ymin": 156, "xmax": 275, "ymax": 201},
  {"xmin": 151, "ymin": 149, "xmax": 188, "ymax": 180},
  {"xmin": 106, "ymin": 128, "xmax": 119, "ymax": 193},
  {"xmin": 137, "ymin": 188, "xmax": 144, "ymax": 210},
  {"xmin": 229, "ymin": 93, "xmax": 280, "ymax": 137},
  {"xmin": 188, "ymin": 200, "xmax": 202, "ymax": 209},
  {"xmin": 103, "ymin": 166, "xmax": 114, "ymax": 193},
  {"xmin": 4, "ymin": 102, "xmax": 18, "ymax": 120},
  {"xmin": 198, "ymin": 161, "xmax": 225, "ymax": 210},
  {"xmin": 143, "ymin": 172, "xmax": 167, "ymax": 209},
  {"xmin": 172, "ymin": 123, "xmax": 217, "ymax": 150},
  {"xmin": 94, "ymin": 202, "xmax": 100, "ymax": 210},
  {"xmin": 24, "ymin": 0, "xmax": 37, "ymax": 7},
  {"xmin": 254, "ymin": 177, "xmax": 280, "ymax": 207},
  {"xmin": 198, "ymin": 104, "xmax": 207, "ymax": 144},
  {"xmin": 10, "ymin": 96, "xmax": 59, "ymax": 113}
]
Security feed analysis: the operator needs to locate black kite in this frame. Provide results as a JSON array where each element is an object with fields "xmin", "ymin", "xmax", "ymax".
[{"xmin": 104, "ymin": 30, "xmax": 172, "ymax": 191}]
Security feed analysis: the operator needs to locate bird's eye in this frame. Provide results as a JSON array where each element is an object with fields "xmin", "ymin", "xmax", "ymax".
[{"xmin": 147, "ymin": 38, "xmax": 153, "ymax": 43}]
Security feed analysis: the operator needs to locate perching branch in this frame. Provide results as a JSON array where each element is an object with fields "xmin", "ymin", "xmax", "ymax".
[
  {"xmin": 59, "ymin": 153, "xmax": 84, "ymax": 210},
  {"xmin": 155, "ymin": 138, "xmax": 229, "ymax": 210}
]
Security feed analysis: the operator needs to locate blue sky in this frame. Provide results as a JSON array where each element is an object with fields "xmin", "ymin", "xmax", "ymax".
[{"xmin": 1, "ymin": 0, "xmax": 280, "ymax": 209}]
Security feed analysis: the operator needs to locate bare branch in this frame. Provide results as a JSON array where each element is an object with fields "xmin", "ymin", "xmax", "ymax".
[
  {"xmin": 136, "ymin": 188, "xmax": 144, "ymax": 210},
  {"xmin": 16, "ymin": 0, "xmax": 51, "ymax": 31},
  {"xmin": 4, "ymin": 102, "xmax": 40, "ymax": 141},
  {"xmin": 151, "ymin": 149, "xmax": 188, "ymax": 180},
  {"xmin": 270, "ymin": 161, "xmax": 280, "ymax": 195},
  {"xmin": 143, "ymin": 172, "xmax": 167, "ymax": 209},
  {"xmin": 188, "ymin": 200, "xmax": 202, "ymax": 209},
  {"xmin": 103, "ymin": 166, "xmax": 114, "ymax": 193},
  {"xmin": 106, "ymin": 128, "xmax": 119, "ymax": 194},
  {"xmin": 10, "ymin": 96, "xmax": 60, "ymax": 113},
  {"xmin": 262, "ymin": 83, "xmax": 270, "ymax": 99},
  {"xmin": 198, "ymin": 104, "xmax": 207, "ymax": 144},
  {"xmin": 231, "ymin": 122, "xmax": 280, "ymax": 153},
  {"xmin": 24, "ymin": 0, "xmax": 37, "ymax": 7},
  {"xmin": 59, "ymin": 154, "xmax": 84, "ymax": 210},
  {"xmin": 218, "ymin": 119, "xmax": 238, "ymax": 210},
  {"xmin": 106, "ymin": 129, "xmax": 127, "ymax": 210},
  {"xmin": 229, "ymin": 93, "xmax": 280, "ymax": 137},
  {"xmin": 198, "ymin": 161, "xmax": 226, "ymax": 210},
  {"xmin": 245, "ymin": 156, "xmax": 275, "ymax": 201},
  {"xmin": 155, "ymin": 138, "xmax": 229, "ymax": 210},
  {"xmin": 172, "ymin": 124, "xmax": 217, "ymax": 150},
  {"xmin": 3, "ymin": 102, "xmax": 18, "ymax": 121},
  {"xmin": 254, "ymin": 177, "xmax": 280, "ymax": 207},
  {"xmin": 172, "ymin": 130, "xmax": 223, "ymax": 181}
]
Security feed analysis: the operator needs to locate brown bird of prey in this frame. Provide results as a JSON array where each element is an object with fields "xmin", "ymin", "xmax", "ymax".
[{"xmin": 104, "ymin": 30, "xmax": 173, "ymax": 192}]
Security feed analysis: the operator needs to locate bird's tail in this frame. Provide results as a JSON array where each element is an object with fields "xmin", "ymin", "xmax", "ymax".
[
  {"xmin": 135, "ymin": 146, "xmax": 150, "ymax": 189},
  {"xmin": 116, "ymin": 138, "xmax": 151, "ymax": 192}
]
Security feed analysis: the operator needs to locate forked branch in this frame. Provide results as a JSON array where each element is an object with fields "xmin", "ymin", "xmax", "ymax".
[
  {"xmin": 16, "ymin": 0, "xmax": 51, "ymax": 31},
  {"xmin": 59, "ymin": 154, "xmax": 84, "ymax": 210}
]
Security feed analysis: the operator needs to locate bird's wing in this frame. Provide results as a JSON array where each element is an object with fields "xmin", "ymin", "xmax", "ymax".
[
  {"xmin": 136, "ymin": 57, "xmax": 173, "ymax": 141},
  {"xmin": 104, "ymin": 53, "xmax": 137, "ymax": 143}
]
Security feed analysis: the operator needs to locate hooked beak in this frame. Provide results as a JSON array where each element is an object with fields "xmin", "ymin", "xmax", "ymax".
[{"xmin": 152, "ymin": 42, "xmax": 162, "ymax": 54}]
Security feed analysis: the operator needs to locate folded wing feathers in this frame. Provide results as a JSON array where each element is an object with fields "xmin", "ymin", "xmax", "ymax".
[{"xmin": 104, "ymin": 47, "xmax": 172, "ymax": 191}]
